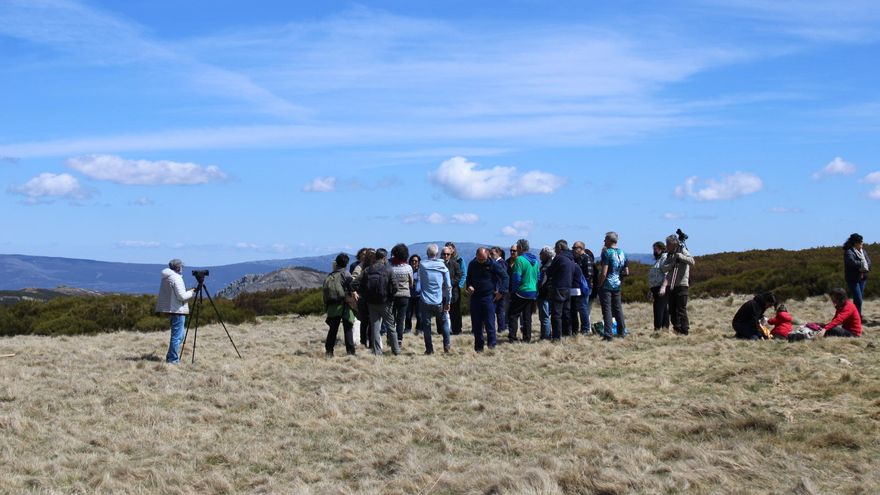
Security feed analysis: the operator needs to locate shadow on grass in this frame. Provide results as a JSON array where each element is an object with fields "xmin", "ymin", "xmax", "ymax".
[{"xmin": 123, "ymin": 353, "xmax": 163, "ymax": 362}]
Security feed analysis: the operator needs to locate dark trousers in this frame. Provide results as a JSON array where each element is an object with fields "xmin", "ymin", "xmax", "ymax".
[
  {"xmin": 650, "ymin": 286, "xmax": 670, "ymax": 330},
  {"xmin": 357, "ymin": 298, "xmax": 370, "ymax": 347},
  {"xmin": 470, "ymin": 294, "xmax": 497, "ymax": 351},
  {"xmin": 669, "ymin": 286, "xmax": 689, "ymax": 334},
  {"xmin": 733, "ymin": 321, "xmax": 760, "ymax": 340},
  {"xmin": 825, "ymin": 326, "xmax": 857, "ymax": 338},
  {"xmin": 599, "ymin": 288, "xmax": 625, "ymax": 338},
  {"xmin": 406, "ymin": 295, "xmax": 422, "ymax": 332},
  {"xmin": 450, "ymin": 295, "xmax": 463, "ymax": 335},
  {"xmin": 393, "ymin": 296, "xmax": 409, "ymax": 344},
  {"xmin": 495, "ymin": 292, "xmax": 509, "ymax": 332},
  {"xmin": 325, "ymin": 316, "xmax": 355, "ymax": 355},
  {"xmin": 507, "ymin": 294, "xmax": 535, "ymax": 342},
  {"xmin": 550, "ymin": 289, "xmax": 571, "ymax": 340}
]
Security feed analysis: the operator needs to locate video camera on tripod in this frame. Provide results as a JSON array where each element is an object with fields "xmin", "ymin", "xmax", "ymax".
[{"xmin": 180, "ymin": 269, "xmax": 242, "ymax": 363}]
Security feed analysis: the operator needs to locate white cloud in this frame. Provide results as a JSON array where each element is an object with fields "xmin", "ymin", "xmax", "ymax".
[
  {"xmin": 235, "ymin": 242, "xmax": 259, "ymax": 250},
  {"xmin": 812, "ymin": 157, "xmax": 856, "ymax": 179},
  {"xmin": 501, "ymin": 220, "xmax": 534, "ymax": 237},
  {"xmin": 303, "ymin": 176, "xmax": 337, "ymax": 192},
  {"xmin": 401, "ymin": 212, "xmax": 480, "ymax": 225},
  {"xmin": 66, "ymin": 154, "xmax": 226, "ymax": 185},
  {"xmin": 450, "ymin": 213, "xmax": 480, "ymax": 224},
  {"xmin": 117, "ymin": 240, "xmax": 160, "ymax": 248},
  {"xmin": 131, "ymin": 196, "xmax": 154, "ymax": 206},
  {"xmin": 863, "ymin": 171, "xmax": 880, "ymax": 184},
  {"xmin": 870, "ymin": 187, "xmax": 880, "ymax": 200},
  {"xmin": 430, "ymin": 156, "xmax": 565, "ymax": 200},
  {"xmin": 663, "ymin": 212, "xmax": 686, "ymax": 220},
  {"xmin": 674, "ymin": 172, "xmax": 763, "ymax": 201},
  {"xmin": 8, "ymin": 172, "xmax": 93, "ymax": 202}
]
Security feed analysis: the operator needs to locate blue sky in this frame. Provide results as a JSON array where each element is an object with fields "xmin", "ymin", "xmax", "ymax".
[{"xmin": 1, "ymin": 0, "xmax": 878, "ymax": 265}]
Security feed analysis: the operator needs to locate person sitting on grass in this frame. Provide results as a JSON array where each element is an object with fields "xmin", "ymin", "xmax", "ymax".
[
  {"xmin": 818, "ymin": 288, "xmax": 862, "ymax": 338},
  {"xmin": 767, "ymin": 303, "xmax": 793, "ymax": 340},
  {"xmin": 731, "ymin": 292, "xmax": 777, "ymax": 340}
]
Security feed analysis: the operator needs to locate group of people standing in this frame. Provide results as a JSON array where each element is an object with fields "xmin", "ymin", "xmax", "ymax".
[{"xmin": 321, "ymin": 231, "xmax": 698, "ymax": 356}]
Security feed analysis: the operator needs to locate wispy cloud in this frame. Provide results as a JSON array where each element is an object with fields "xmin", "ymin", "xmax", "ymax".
[
  {"xmin": 864, "ymin": 171, "xmax": 880, "ymax": 200},
  {"xmin": 131, "ymin": 197, "xmax": 154, "ymax": 206},
  {"xmin": 117, "ymin": 240, "xmax": 160, "ymax": 248},
  {"xmin": 0, "ymin": 6, "xmax": 755, "ymax": 158},
  {"xmin": 0, "ymin": 0, "xmax": 305, "ymax": 118},
  {"xmin": 663, "ymin": 212, "xmax": 686, "ymax": 220},
  {"xmin": 812, "ymin": 156, "xmax": 856, "ymax": 179},
  {"xmin": 768, "ymin": 206, "xmax": 803, "ymax": 214},
  {"xmin": 675, "ymin": 172, "xmax": 763, "ymax": 201},
  {"xmin": 8, "ymin": 172, "xmax": 94, "ymax": 203},
  {"xmin": 430, "ymin": 156, "xmax": 566, "ymax": 200},
  {"xmin": 302, "ymin": 176, "xmax": 336, "ymax": 192},
  {"xmin": 0, "ymin": 155, "xmax": 20, "ymax": 164},
  {"xmin": 66, "ymin": 154, "xmax": 227, "ymax": 185},
  {"xmin": 401, "ymin": 212, "xmax": 480, "ymax": 225}
]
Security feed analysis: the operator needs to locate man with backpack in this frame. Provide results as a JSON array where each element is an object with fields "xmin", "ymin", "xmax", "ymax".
[
  {"xmin": 323, "ymin": 253, "xmax": 356, "ymax": 357},
  {"xmin": 356, "ymin": 248, "xmax": 399, "ymax": 356}
]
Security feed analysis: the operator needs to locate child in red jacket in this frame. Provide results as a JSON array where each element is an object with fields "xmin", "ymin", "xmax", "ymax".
[{"xmin": 768, "ymin": 303, "xmax": 793, "ymax": 339}]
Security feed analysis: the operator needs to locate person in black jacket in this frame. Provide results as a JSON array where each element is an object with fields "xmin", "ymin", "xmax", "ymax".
[
  {"xmin": 354, "ymin": 248, "xmax": 399, "ymax": 355},
  {"xmin": 843, "ymin": 233, "xmax": 871, "ymax": 317},
  {"xmin": 442, "ymin": 246, "xmax": 463, "ymax": 335},
  {"xmin": 445, "ymin": 242, "xmax": 466, "ymax": 335},
  {"xmin": 465, "ymin": 247, "xmax": 509, "ymax": 352},
  {"xmin": 732, "ymin": 292, "xmax": 776, "ymax": 340},
  {"xmin": 571, "ymin": 241, "xmax": 595, "ymax": 335},
  {"xmin": 548, "ymin": 239, "xmax": 576, "ymax": 342},
  {"xmin": 537, "ymin": 246, "xmax": 554, "ymax": 340}
]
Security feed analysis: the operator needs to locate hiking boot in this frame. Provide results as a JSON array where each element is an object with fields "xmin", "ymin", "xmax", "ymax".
[{"xmin": 443, "ymin": 345, "xmax": 451, "ymax": 353}]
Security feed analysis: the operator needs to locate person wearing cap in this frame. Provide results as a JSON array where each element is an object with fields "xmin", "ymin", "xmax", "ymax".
[{"xmin": 155, "ymin": 259, "xmax": 197, "ymax": 364}]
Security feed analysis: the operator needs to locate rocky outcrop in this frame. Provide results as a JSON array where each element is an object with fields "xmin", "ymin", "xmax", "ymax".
[{"xmin": 216, "ymin": 267, "xmax": 326, "ymax": 299}]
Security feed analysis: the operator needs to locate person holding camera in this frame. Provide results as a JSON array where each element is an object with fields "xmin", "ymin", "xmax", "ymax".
[
  {"xmin": 155, "ymin": 259, "xmax": 196, "ymax": 364},
  {"xmin": 661, "ymin": 232, "xmax": 695, "ymax": 335},
  {"xmin": 648, "ymin": 241, "xmax": 670, "ymax": 332}
]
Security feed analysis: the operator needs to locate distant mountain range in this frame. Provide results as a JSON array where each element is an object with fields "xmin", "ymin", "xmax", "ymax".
[{"xmin": 0, "ymin": 242, "xmax": 652, "ymax": 295}]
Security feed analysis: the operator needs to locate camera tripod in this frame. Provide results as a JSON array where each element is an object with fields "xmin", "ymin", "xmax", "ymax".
[{"xmin": 180, "ymin": 279, "xmax": 242, "ymax": 363}]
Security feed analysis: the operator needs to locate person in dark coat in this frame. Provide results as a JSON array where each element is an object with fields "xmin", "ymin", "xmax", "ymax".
[
  {"xmin": 843, "ymin": 233, "xmax": 871, "ymax": 317},
  {"xmin": 445, "ymin": 242, "xmax": 466, "ymax": 335},
  {"xmin": 548, "ymin": 239, "xmax": 576, "ymax": 342},
  {"xmin": 732, "ymin": 292, "xmax": 776, "ymax": 340},
  {"xmin": 442, "ymin": 246, "xmax": 463, "ymax": 335},
  {"xmin": 465, "ymin": 247, "xmax": 509, "ymax": 352}
]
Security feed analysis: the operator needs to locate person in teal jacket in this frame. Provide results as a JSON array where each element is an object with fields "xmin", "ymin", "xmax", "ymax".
[{"xmin": 507, "ymin": 238, "xmax": 539, "ymax": 343}]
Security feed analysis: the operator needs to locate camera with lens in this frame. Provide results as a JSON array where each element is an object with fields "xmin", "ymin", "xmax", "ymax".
[
  {"xmin": 192, "ymin": 269, "xmax": 210, "ymax": 283},
  {"xmin": 676, "ymin": 228, "xmax": 689, "ymax": 243}
]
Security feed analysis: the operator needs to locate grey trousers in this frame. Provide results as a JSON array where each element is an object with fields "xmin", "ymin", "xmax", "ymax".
[{"xmin": 369, "ymin": 303, "xmax": 400, "ymax": 355}]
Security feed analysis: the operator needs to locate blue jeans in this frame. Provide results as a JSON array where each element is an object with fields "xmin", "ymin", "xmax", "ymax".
[
  {"xmin": 166, "ymin": 314, "xmax": 186, "ymax": 363},
  {"xmin": 538, "ymin": 298, "xmax": 551, "ymax": 339},
  {"xmin": 470, "ymin": 295, "xmax": 497, "ymax": 351},
  {"xmin": 848, "ymin": 279, "xmax": 866, "ymax": 317},
  {"xmin": 421, "ymin": 304, "xmax": 451, "ymax": 353}
]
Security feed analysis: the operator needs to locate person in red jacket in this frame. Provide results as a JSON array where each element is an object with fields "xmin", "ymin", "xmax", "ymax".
[
  {"xmin": 768, "ymin": 303, "xmax": 793, "ymax": 339},
  {"xmin": 819, "ymin": 288, "xmax": 862, "ymax": 338}
]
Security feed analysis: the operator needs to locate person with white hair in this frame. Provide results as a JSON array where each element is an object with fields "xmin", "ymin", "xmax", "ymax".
[
  {"xmin": 661, "ymin": 234, "xmax": 695, "ymax": 335},
  {"xmin": 155, "ymin": 259, "xmax": 196, "ymax": 364},
  {"xmin": 419, "ymin": 244, "xmax": 453, "ymax": 354}
]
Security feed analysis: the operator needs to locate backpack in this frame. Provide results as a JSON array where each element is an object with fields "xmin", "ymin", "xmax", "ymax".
[
  {"xmin": 323, "ymin": 270, "xmax": 347, "ymax": 306},
  {"xmin": 362, "ymin": 263, "xmax": 390, "ymax": 304}
]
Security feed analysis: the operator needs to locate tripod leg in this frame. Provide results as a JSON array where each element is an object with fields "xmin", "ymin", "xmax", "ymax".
[
  {"xmin": 202, "ymin": 284, "xmax": 243, "ymax": 359},
  {"xmin": 192, "ymin": 289, "xmax": 204, "ymax": 363},
  {"xmin": 181, "ymin": 289, "xmax": 198, "ymax": 357}
]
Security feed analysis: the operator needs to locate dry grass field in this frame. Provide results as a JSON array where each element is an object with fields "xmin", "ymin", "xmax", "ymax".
[{"xmin": 1, "ymin": 296, "xmax": 878, "ymax": 494}]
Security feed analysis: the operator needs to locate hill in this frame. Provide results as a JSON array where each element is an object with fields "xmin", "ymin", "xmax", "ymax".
[
  {"xmin": 0, "ymin": 297, "xmax": 876, "ymax": 493},
  {"xmin": 217, "ymin": 267, "xmax": 326, "ymax": 298}
]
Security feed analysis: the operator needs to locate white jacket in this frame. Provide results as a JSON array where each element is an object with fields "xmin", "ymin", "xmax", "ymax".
[{"xmin": 155, "ymin": 268, "xmax": 194, "ymax": 314}]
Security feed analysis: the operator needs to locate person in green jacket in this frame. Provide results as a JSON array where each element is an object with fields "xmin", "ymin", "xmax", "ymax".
[
  {"xmin": 507, "ymin": 238, "xmax": 540, "ymax": 343},
  {"xmin": 323, "ymin": 253, "xmax": 357, "ymax": 356}
]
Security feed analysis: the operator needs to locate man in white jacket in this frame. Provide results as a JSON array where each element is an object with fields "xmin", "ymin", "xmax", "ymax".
[{"xmin": 155, "ymin": 259, "xmax": 196, "ymax": 363}]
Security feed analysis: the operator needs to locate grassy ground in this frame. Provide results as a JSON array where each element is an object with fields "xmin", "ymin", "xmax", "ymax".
[{"xmin": 1, "ymin": 296, "xmax": 878, "ymax": 494}]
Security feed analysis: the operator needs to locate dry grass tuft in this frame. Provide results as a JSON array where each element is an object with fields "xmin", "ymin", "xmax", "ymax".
[{"xmin": 0, "ymin": 296, "xmax": 878, "ymax": 493}]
